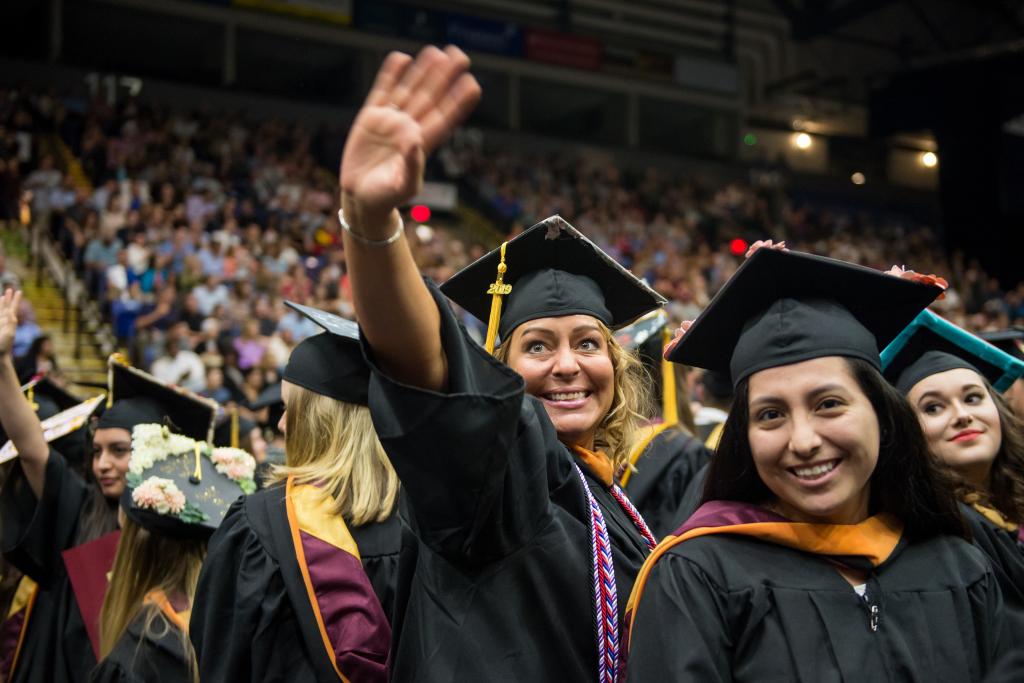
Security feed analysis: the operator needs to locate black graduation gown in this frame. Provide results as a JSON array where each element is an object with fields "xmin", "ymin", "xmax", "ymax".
[
  {"xmin": 675, "ymin": 461, "xmax": 709, "ymax": 524},
  {"xmin": 363, "ymin": 283, "xmax": 651, "ymax": 682},
  {"xmin": 626, "ymin": 532, "xmax": 1010, "ymax": 682},
  {"xmin": 189, "ymin": 482, "xmax": 402, "ymax": 682},
  {"xmin": 961, "ymin": 503, "xmax": 1024, "ymax": 624},
  {"xmin": 0, "ymin": 452, "xmax": 97, "ymax": 682},
  {"xmin": 89, "ymin": 608, "xmax": 190, "ymax": 683},
  {"xmin": 624, "ymin": 428, "xmax": 710, "ymax": 539}
]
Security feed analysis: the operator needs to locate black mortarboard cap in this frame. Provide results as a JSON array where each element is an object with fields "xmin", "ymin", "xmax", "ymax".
[
  {"xmin": 98, "ymin": 355, "xmax": 217, "ymax": 442},
  {"xmin": 282, "ymin": 301, "xmax": 369, "ymax": 405},
  {"xmin": 250, "ymin": 383, "xmax": 282, "ymax": 410},
  {"xmin": 440, "ymin": 216, "xmax": 666, "ymax": 351},
  {"xmin": 666, "ymin": 249, "xmax": 943, "ymax": 387},
  {"xmin": 615, "ymin": 310, "xmax": 678, "ymax": 424},
  {"xmin": 881, "ymin": 310, "xmax": 1024, "ymax": 394},
  {"xmin": 213, "ymin": 407, "xmax": 258, "ymax": 448},
  {"xmin": 122, "ymin": 425, "xmax": 255, "ymax": 539},
  {"xmin": 978, "ymin": 328, "xmax": 1024, "ymax": 363}
]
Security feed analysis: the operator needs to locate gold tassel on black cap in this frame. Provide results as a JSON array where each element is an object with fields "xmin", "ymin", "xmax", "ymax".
[
  {"xmin": 230, "ymin": 406, "xmax": 239, "ymax": 449},
  {"xmin": 189, "ymin": 442, "xmax": 203, "ymax": 484},
  {"xmin": 661, "ymin": 327, "xmax": 678, "ymax": 427},
  {"xmin": 484, "ymin": 242, "xmax": 512, "ymax": 354}
]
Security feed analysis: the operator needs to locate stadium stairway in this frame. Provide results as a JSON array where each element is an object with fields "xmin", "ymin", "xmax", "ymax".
[{"xmin": 2, "ymin": 226, "xmax": 108, "ymax": 397}]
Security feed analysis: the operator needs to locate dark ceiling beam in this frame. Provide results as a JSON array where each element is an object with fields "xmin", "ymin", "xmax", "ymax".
[
  {"xmin": 901, "ymin": 0, "xmax": 952, "ymax": 51},
  {"xmin": 772, "ymin": 0, "xmax": 899, "ymax": 41}
]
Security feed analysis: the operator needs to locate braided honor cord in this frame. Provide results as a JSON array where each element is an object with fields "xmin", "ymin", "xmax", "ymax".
[{"xmin": 574, "ymin": 464, "xmax": 657, "ymax": 683}]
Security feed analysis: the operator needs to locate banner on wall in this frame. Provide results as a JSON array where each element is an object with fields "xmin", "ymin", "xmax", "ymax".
[
  {"xmin": 524, "ymin": 28, "xmax": 602, "ymax": 71},
  {"xmin": 444, "ymin": 14, "xmax": 522, "ymax": 57},
  {"xmin": 233, "ymin": 0, "xmax": 353, "ymax": 25}
]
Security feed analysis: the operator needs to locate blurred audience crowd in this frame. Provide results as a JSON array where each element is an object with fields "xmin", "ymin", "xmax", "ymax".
[{"xmin": 2, "ymin": 85, "xmax": 1021, "ymax": 410}]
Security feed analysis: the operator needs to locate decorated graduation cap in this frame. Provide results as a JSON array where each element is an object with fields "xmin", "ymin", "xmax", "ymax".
[
  {"xmin": 24, "ymin": 375, "xmax": 81, "ymax": 419},
  {"xmin": 880, "ymin": 310, "xmax": 1024, "ymax": 394},
  {"xmin": 99, "ymin": 354, "xmax": 217, "ymax": 442},
  {"xmin": 440, "ymin": 216, "xmax": 666, "ymax": 353},
  {"xmin": 666, "ymin": 248, "xmax": 944, "ymax": 387},
  {"xmin": 122, "ymin": 424, "xmax": 256, "ymax": 539},
  {"xmin": 0, "ymin": 393, "xmax": 105, "ymax": 465},
  {"xmin": 978, "ymin": 328, "xmax": 1024, "ymax": 363},
  {"xmin": 615, "ymin": 310, "xmax": 678, "ymax": 425},
  {"xmin": 282, "ymin": 301, "xmax": 369, "ymax": 405}
]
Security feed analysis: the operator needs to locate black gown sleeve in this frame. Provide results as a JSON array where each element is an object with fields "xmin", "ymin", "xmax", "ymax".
[
  {"xmin": 625, "ymin": 552, "xmax": 733, "ymax": 682},
  {"xmin": 0, "ymin": 450, "xmax": 89, "ymax": 586},
  {"xmin": 961, "ymin": 505, "xmax": 1024, "ymax": 627},
  {"xmin": 362, "ymin": 281, "xmax": 562, "ymax": 565},
  {"xmin": 190, "ymin": 497, "xmax": 317, "ymax": 683},
  {"xmin": 626, "ymin": 430, "xmax": 711, "ymax": 539}
]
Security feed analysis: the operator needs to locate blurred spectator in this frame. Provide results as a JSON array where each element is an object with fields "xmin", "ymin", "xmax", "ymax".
[
  {"xmin": 12, "ymin": 297, "xmax": 41, "ymax": 358},
  {"xmin": 0, "ymin": 248, "xmax": 21, "ymax": 291},
  {"xmin": 150, "ymin": 322, "xmax": 206, "ymax": 393},
  {"xmin": 14, "ymin": 333, "xmax": 57, "ymax": 383}
]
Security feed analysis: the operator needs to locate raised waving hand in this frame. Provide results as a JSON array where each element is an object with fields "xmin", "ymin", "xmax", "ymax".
[{"xmin": 340, "ymin": 46, "xmax": 481, "ymax": 231}]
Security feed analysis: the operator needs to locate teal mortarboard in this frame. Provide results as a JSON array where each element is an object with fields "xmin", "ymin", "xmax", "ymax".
[
  {"xmin": 978, "ymin": 328, "xmax": 1024, "ymax": 363},
  {"xmin": 440, "ymin": 216, "xmax": 666, "ymax": 353},
  {"xmin": 881, "ymin": 310, "xmax": 1024, "ymax": 394},
  {"xmin": 667, "ymin": 248, "xmax": 944, "ymax": 386}
]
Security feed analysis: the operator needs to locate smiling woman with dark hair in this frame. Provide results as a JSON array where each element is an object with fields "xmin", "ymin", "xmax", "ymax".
[{"xmin": 624, "ymin": 248, "xmax": 1011, "ymax": 682}]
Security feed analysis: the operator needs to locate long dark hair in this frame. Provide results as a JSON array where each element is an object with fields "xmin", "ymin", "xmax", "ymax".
[
  {"xmin": 703, "ymin": 357, "xmax": 967, "ymax": 541},
  {"xmin": 75, "ymin": 423, "xmax": 120, "ymax": 545}
]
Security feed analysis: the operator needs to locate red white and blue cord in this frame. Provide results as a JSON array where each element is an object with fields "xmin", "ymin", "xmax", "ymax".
[{"xmin": 574, "ymin": 464, "xmax": 657, "ymax": 683}]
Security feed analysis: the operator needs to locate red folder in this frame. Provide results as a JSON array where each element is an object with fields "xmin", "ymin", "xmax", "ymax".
[{"xmin": 62, "ymin": 530, "xmax": 120, "ymax": 659}]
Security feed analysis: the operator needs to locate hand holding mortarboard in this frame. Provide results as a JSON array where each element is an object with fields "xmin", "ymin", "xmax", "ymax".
[{"xmin": 340, "ymin": 46, "xmax": 481, "ymax": 233}]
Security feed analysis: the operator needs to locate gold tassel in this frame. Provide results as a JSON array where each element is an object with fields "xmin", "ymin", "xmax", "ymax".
[
  {"xmin": 230, "ymin": 407, "xmax": 239, "ymax": 449},
  {"xmin": 106, "ymin": 353, "xmax": 129, "ymax": 409},
  {"xmin": 25, "ymin": 385, "xmax": 38, "ymax": 412},
  {"xmin": 189, "ymin": 442, "xmax": 203, "ymax": 484},
  {"xmin": 484, "ymin": 242, "xmax": 512, "ymax": 354},
  {"xmin": 661, "ymin": 327, "xmax": 678, "ymax": 426}
]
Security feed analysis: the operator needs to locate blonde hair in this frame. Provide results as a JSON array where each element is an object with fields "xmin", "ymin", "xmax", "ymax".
[
  {"xmin": 98, "ymin": 517, "xmax": 205, "ymax": 676},
  {"xmin": 271, "ymin": 385, "xmax": 400, "ymax": 526},
  {"xmin": 495, "ymin": 320, "xmax": 651, "ymax": 470}
]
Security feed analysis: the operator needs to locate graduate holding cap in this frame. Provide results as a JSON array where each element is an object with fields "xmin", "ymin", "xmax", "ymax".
[
  {"xmin": 624, "ymin": 247, "xmax": 1010, "ymax": 681},
  {"xmin": 190, "ymin": 303, "xmax": 401, "ymax": 682},
  {"xmin": 0, "ymin": 288, "xmax": 217, "ymax": 683},
  {"xmin": 615, "ymin": 311, "xmax": 712, "ymax": 539},
  {"xmin": 339, "ymin": 47, "xmax": 666, "ymax": 681},
  {"xmin": 92, "ymin": 425, "xmax": 256, "ymax": 682},
  {"xmin": 881, "ymin": 309, "xmax": 1024, "ymax": 619}
]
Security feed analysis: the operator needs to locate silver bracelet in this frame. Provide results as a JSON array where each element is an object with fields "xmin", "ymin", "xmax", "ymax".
[{"xmin": 338, "ymin": 208, "xmax": 404, "ymax": 247}]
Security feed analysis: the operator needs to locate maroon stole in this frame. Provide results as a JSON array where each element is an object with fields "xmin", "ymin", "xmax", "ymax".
[
  {"xmin": 0, "ymin": 575, "xmax": 37, "ymax": 681},
  {"xmin": 284, "ymin": 476, "xmax": 391, "ymax": 682}
]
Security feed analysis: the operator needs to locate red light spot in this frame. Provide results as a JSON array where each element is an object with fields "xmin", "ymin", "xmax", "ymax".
[
  {"xmin": 729, "ymin": 238, "xmax": 748, "ymax": 256},
  {"xmin": 411, "ymin": 205, "xmax": 431, "ymax": 223}
]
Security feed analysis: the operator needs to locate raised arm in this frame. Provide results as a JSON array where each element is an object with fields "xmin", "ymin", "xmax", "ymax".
[
  {"xmin": 339, "ymin": 46, "xmax": 481, "ymax": 391},
  {"xmin": 0, "ymin": 290, "xmax": 49, "ymax": 498}
]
